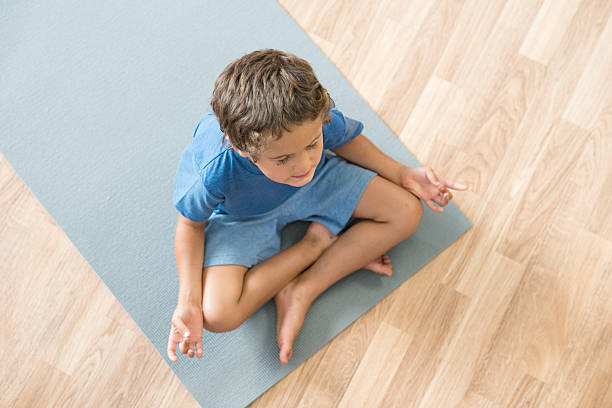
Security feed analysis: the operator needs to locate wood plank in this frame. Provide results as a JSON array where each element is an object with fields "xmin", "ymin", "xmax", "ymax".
[
  {"xmin": 577, "ymin": 370, "xmax": 612, "ymax": 408},
  {"xmin": 460, "ymin": 0, "xmax": 544, "ymax": 101},
  {"xmin": 376, "ymin": 0, "xmax": 467, "ymax": 133},
  {"xmin": 337, "ymin": 322, "xmax": 411, "ymax": 407},
  {"xmin": 378, "ymin": 283, "xmax": 470, "ymax": 407},
  {"xmin": 563, "ymin": 13, "xmax": 612, "ymax": 130},
  {"xmin": 567, "ymin": 90, "xmax": 612, "ymax": 241},
  {"xmin": 497, "ymin": 119, "xmax": 590, "ymax": 264},
  {"xmin": 519, "ymin": 0, "xmax": 582, "ymax": 65},
  {"xmin": 437, "ymin": 56, "xmax": 546, "ymax": 295},
  {"xmin": 418, "ymin": 254, "xmax": 524, "ymax": 408},
  {"xmin": 294, "ymin": 294, "xmax": 396, "ymax": 407},
  {"xmin": 435, "ymin": 0, "xmax": 508, "ymax": 84}
]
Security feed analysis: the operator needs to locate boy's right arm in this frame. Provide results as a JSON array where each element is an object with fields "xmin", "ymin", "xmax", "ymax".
[
  {"xmin": 174, "ymin": 214, "xmax": 206, "ymax": 307},
  {"xmin": 168, "ymin": 214, "xmax": 206, "ymax": 362}
]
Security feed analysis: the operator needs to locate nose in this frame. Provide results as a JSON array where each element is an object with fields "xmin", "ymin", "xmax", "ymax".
[{"xmin": 295, "ymin": 151, "xmax": 314, "ymax": 174}]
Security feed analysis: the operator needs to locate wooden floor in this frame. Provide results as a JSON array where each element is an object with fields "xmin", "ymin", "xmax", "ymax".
[{"xmin": 2, "ymin": 0, "xmax": 611, "ymax": 406}]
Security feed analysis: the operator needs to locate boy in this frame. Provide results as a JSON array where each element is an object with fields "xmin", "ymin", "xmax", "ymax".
[{"xmin": 167, "ymin": 49, "xmax": 467, "ymax": 365}]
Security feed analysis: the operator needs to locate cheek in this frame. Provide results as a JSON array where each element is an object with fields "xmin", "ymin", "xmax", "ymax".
[
  {"xmin": 279, "ymin": 166, "xmax": 293, "ymax": 179},
  {"xmin": 264, "ymin": 164, "xmax": 292, "ymax": 181},
  {"xmin": 313, "ymin": 146, "xmax": 324, "ymax": 163}
]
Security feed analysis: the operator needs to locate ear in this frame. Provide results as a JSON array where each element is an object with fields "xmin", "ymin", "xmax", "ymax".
[
  {"xmin": 234, "ymin": 148, "xmax": 249, "ymax": 158},
  {"xmin": 224, "ymin": 136, "xmax": 249, "ymax": 158}
]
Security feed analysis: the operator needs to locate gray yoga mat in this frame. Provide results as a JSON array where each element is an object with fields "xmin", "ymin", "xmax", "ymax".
[{"xmin": 1, "ymin": 1, "xmax": 472, "ymax": 407}]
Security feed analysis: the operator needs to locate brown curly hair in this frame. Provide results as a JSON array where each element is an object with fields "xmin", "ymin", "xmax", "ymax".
[{"xmin": 211, "ymin": 49, "xmax": 332, "ymax": 162}]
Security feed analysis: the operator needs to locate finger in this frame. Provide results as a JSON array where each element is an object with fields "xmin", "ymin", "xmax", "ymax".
[
  {"xmin": 170, "ymin": 325, "xmax": 183, "ymax": 341},
  {"xmin": 196, "ymin": 341, "xmax": 204, "ymax": 358},
  {"xmin": 436, "ymin": 189, "xmax": 453, "ymax": 204},
  {"xmin": 450, "ymin": 181, "xmax": 468, "ymax": 191},
  {"xmin": 188, "ymin": 343, "xmax": 195, "ymax": 358},
  {"xmin": 432, "ymin": 172, "xmax": 468, "ymax": 192},
  {"xmin": 426, "ymin": 167, "xmax": 441, "ymax": 187},
  {"xmin": 172, "ymin": 317, "xmax": 190, "ymax": 340},
  {"xmin": 426, "ymin": 199, "xmax": 444, "ymax": 212},
  {"xmin": 178, "ymin": 325, "xmax": 192, "ymax": 349},
  {"xmin": 167, "ymin": 333, "xmax": 179, "ymax": 362},
  {"xmin": 436, "ymin": 192, "xmax": 448, "ymax": 206},
  {"xmin": 441, "ymin": 177, "xmax": 468, "ymax": 191}
]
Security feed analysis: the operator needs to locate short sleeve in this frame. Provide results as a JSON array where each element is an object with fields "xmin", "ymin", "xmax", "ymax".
[
  {"xmin": 323, "ymin": 108, "xmax": 364, "ymax": 149},
  {"xmin": 172, "ymin": 148, "xmax": 223, "ymax": 222}
]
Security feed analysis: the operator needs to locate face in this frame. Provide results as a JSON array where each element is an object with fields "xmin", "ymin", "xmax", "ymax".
[{"xmin": 233, "ymin": 117, "xmax": 324, "ymax": 187}]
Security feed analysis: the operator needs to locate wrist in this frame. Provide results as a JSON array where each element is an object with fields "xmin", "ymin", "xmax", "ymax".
[
  {"xmin": 396, "ymin": 164, "xmax": 409, "ymax": 185},
  {"xmin": 178, "ymin": 292, "xmax": 202, "ymax": 308},
  {"xmin": 399, "ymin": 166, "xmax": 419, "ymax": 194},
  {"xmin": 398, "ymin": 164, "xmax": 412, "ymax": 184}
]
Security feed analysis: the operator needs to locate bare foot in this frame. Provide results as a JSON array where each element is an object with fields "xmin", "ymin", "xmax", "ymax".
[
  {"xmin": 272, "ymin": 222, "xmax": 337, "ymax": 365},
  {"xmin": 273, "ymin": 223, "xmax": 392, "ymax": 365},
  {"xmin": 272, "ymin": 253, "xmax": 392, "ymax": 365},
  {"xmin": 273, "ymin": 280, "xmax": 312, "ymax": 364},
  {"xmin": 363, "ymin": 254, "xmax": 393, "ymax": 276}
]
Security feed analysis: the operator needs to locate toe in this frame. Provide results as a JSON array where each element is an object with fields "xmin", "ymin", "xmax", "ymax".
[{"xmin": 280, "ymin": 344, "xmax": 292, "ymax": 364}]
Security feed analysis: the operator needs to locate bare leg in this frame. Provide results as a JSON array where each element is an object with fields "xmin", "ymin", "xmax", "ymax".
[
  {"xmin": 202, "ymin": 221, "xmax": 338, "ymax": 331},
  {"xmin": 273, "ymin": 176, "xmax": 423, "ymax": 364}
]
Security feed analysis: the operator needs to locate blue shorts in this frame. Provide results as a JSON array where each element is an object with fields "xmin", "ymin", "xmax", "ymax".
[{"xmin": 203, "ymin": 152, "xmax": 377, "ymax": 268}]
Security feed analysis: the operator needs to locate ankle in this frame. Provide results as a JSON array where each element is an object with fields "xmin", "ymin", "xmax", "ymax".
[{"xmin": 281, "ymin": 274, "xmax": 315, "ymax": 305}]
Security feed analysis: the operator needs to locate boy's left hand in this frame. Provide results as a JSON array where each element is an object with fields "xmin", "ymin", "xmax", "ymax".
[{"xmin": 399, "ymin": 166, "xmax": 468, "ymax": 213}]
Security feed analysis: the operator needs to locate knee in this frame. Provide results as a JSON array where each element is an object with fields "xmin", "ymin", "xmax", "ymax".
[
  {"xmin": 201, "ymin": 303, "xmax": 242, "ymax": 333},
  {"xmin": 391, "ymin": 190, "xmax": 423, "ymax": 238}
]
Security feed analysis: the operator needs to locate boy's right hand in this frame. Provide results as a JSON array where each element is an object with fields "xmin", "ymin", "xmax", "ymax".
[{"xmin": 167, "ymin": 304, "xmax": 204, "ymax": 362}]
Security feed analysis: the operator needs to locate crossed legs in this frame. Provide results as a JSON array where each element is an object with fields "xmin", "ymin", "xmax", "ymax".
[
  {"xmin": 273, "ymin": 175, "xmax": 423, "ymax": 363},
  {"xmin": 198, "ymin": 175, "xmax": 423, "ymax": 364}
]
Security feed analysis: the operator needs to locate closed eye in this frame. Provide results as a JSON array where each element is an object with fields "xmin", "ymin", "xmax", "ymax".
[{"xmin": 306, "ymin": 141, "xmax": 319, "ymax": 150}]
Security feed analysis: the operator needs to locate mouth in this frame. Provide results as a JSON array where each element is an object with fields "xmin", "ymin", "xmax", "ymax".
[{"xmin": 292, "ymin": 169, "xmax": 312, "ymax": 179}]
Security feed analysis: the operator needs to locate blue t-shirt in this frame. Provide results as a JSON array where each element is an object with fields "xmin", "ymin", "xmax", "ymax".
[{"xmin": 172, "ymin": 108, "xmax": 364, "ymax": 222}]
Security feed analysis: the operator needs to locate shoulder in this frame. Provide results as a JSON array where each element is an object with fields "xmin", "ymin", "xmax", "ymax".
[
  {"xmin": 324, "ymin": 108, "xmax": 346, "ymax": 129},
  {"xmin": 323, "ymin": 108, "xmax": 362, "ymax": 134},
  {"xmin": 190, "ymin": 110, "xmax": 229, "ymax": 172},
  {"xmin": 322, "ymin": 108, "xmax": 363, "ymax": 149},
  {"xmin": 174, "ymin": 111, "xmax": 233, "ymax": 190},
  {"xmin": 322, "ymin": 108, "xmax": 344, "ymax": 139}
]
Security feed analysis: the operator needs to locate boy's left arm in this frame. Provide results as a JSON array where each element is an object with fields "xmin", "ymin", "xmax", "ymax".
[{"xmin": 331, "ymin": 134, "xmax": 468, "ymax": 213}]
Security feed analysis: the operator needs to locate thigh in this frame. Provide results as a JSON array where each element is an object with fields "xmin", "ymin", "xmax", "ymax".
[
  {"xmin": 203, "ymin": 211, "xmax": 283, "ymax": 269},
  {"xmin": 201, "ymin": 264, "xmax": 248, "ymax": 316},
  {"xmin": 352, "ymin": 175, "xmax": 423, "ymax": 223}
]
